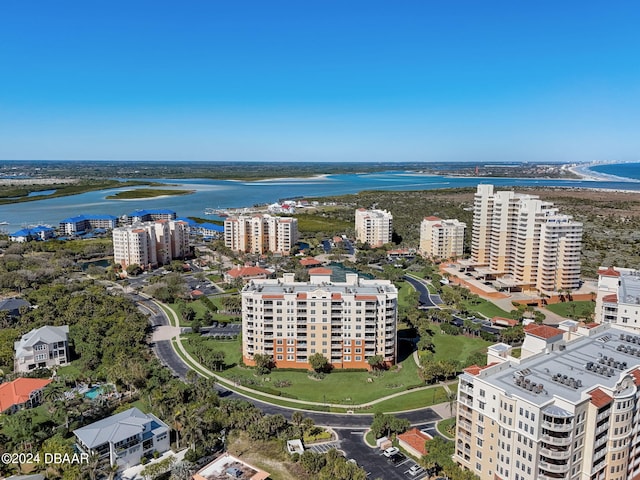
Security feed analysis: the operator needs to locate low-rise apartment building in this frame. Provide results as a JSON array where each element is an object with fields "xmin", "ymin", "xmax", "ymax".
[
  {"xmin": 127, "ymin": 209, "xmax": 176, "ymax": 224},
  {"xmin": 14, "ymin": 325, "xmax": 69, "ymax": 373},
  {"xmin": 355, "ymin": 208, "xmax": 393, "ymax": 248},
  {"xmin": 59, "ymin": 214, "xmax": 119, "ymax": 235},
  {"xmin": 241, "ymin": 271, "xmax": 397, "ymax": 369},
  {"xmin": 419, "ymin": 216, "xmax": 466, "ymax": 259},
  {"xmin": 112, "ymin": 219, "xmax": 189, "ymax": 269},
  {"xmin": 455, "ymin": 321, "xmax": 640, "ymax": 480},
  {"xmin": 74, "ymin": 407, "xmax": 169, "ymax": 470},
  {"xmin": 224, "ymin": 214, "xmax": 298, "ymax": 256}
]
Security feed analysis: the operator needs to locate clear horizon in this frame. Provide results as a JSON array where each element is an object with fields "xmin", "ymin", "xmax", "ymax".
[{"xmin": 1, "ymin": 1, "xmax": 639, "ymax": 163}]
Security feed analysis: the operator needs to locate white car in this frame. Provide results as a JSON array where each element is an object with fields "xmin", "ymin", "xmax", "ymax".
[
  {"xmin": 383, "ymin": 447, "xmax": 400, "ymax": 457},
  {"xmin": 408, "ymin": 465, "xmax": 425, "ymax": 476}
]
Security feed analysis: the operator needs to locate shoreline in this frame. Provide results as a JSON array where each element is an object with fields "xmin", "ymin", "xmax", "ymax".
[{"xmin": 566, "ymin": 162, "xmax": 639, "ymax": 183}]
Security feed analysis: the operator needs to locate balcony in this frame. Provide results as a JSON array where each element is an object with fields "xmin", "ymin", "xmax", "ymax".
[
  {"xmin": 540, "ymin": 434, "xmax": 572, "ymax": 446},
  {"xmin": 541, "ymin": 420, "xmax": 573, "ymax": 432},
  {"xmin": 540, "ymin": 447, "xmax": 571, "ymax": 460},
  {"xmin": 538, "ymin": 460, "xmax": 570, "ymax": 474}
]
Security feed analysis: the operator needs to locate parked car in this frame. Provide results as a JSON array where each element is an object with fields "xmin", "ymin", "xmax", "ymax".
[
  {"xmin": 383, "ymin": 447, "xmax": 400, "ymax": 457},
  {"xmin": 408, "ymin": 465, "xmax": 425, "ymax": 476}
]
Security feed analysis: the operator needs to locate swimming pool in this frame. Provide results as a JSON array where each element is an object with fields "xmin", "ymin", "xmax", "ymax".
[{"xmin": 84, "ymin": 386, "xmax": 103, "ymax": 399}]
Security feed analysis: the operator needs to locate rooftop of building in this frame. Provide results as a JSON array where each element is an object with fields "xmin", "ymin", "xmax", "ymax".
[
  {"xmin": 618, "ymin": 269, "xmax": 640, "ymax": 305},
  {"xmin": 243, "ymin": 273, "xmax": 396, "ymax": 297},
  {"xmin": 128, "ymin": 209, "xmax": 176, "ymax": 216},
  {"xmin": 193, "ymin": 453, "xmax": 269, "ymax": 480},
  {"xmin": 73, "ymin": 407, "xmax": 167, "ymax": 449},
  {"xmin": 464, "ymin": 325, "xmax": 640, "ymax": 406},
  {"xmin": 60, "ymin": 214, "xmax": 118, "ymax": 223},
  {"xmin": 397, "ymin": 428, "xmax": 432, "ymax": 456},
  {"xmin": 10, "ymin": 225, "xmax": 54, "ymax": 236},
  {"xmin": 15, "ymin": 325, "xmax": 69, "ymax": 358},
  {"xmin": 0, "ymin": 378, "xmax": 51, "ymax": 412}
]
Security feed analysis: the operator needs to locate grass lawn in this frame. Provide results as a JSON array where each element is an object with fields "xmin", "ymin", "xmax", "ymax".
[
  {"xmin": 421, "ymin": 325, "xmax": 492, "ymax": 366},
  {"xmin": 182, "ymin": 334, "xmax": 243, "ymax": 366},
  {"xmin": 460, "ymin": 298, "xmax": 510, "ymax": 319},
  {"xmin": 437, "ymin": 418, "xmax": 456, "ymax": 439},
  {"xmin": 397, "ymin": 280, "xmax": 417, "ymax": 308},
  {"xmin": 57, "ymin": 362, "xmax": 86, "ymax": 381},
  {"xmin": 370, "ymin": 386, "xmax": 447, "ymax": 413},
  {"xmin": 365, "ymin": 430, "xmax": 377, "ymax": 446},
  {"xmin": 544, "ymin": 300, "xmax": 595, "ymax": 319},
  {"xmin": 166, "ymin": 296, "xmax": 239, "ymax": 325},
  {"xmin": 182, "ymin": 335, "xmax": 425, "ymax": 405},
  {"xmin": 293, "ymin": 213, "xmax": 352, "ymax": 234}
]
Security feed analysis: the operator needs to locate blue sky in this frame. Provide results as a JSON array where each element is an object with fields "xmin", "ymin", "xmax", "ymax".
[{"xmin": 1, "ymin": 1, "xmax": 639, "ymax": 162}]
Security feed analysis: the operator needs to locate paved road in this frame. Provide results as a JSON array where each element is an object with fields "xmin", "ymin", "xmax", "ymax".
[
  {"xmin": 134, "ymin": 292, "xmax": 443, "ymax": 429},
  {"xmin": 403, "ymin": 275, "xmax": 436, "ymax": 308}
]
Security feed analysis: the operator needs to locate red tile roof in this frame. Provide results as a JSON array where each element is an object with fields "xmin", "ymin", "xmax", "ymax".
[
  {"xmin": 262, "ymin": 294, "xmax": 284, "ymax": 299},
  {"xmin": 630, "ymin": 369, "xmax": 640, "ymax": 387},
  {"xmin": 589, "ymin": 388, "xmax": 613, "ymax": 408},
  {"xmin": 226, "ymin": 266, "xmax": 270, "ymax": 278},
  {"xmin": 297, "ymin": 292, "xmax": 307, "ymax": 299},
  {"xmin": 463, "ymin": 362, "xmax": 499, "ymax": 376},
  {"xmin": 191, "ymin": 289, "xmax": 203, "ymax": 296},
  {"xmin": 598, "ymin": 266, "xmax": 620, "ymax": 277},
  {"xmin": 309, "ymin": 268, "xmax": 333, "ymax": 275},
  {"xmin": 331, "ymin": 293, "xmax": 342, "ymax": 300},
  {"xmin": 602, "ymin": 294, "xmax": 618, "ymax": 303},
  {"xmin": 524, "ymin": 323, "xmax": 563, "ymax": 340},
  {"xmin": 491, "ymin": 316, "xmax": 519, "ymax": 327},
  {"xmin": 355, "ymin": 295, "xmax": 378, "ymax": 301},
  {"xmin": 299, "ymin": 257, "xmax": 322, "ymax": 267},
  {"xmin": 424, "ymin": 216, "xmax": 441, "ymax": 221},
  {"xmin": 0, "ymin": 378, "xmax": 52, "ymax": 412},
  {"xmin": 397, "ymin": 428, "xmax": 431, "ymax": 456}
]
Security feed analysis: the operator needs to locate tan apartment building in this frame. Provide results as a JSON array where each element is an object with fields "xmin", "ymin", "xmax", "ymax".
[
  {"xmin": 355, "ymin": 208, "xmax": 393, "ymax": 248},
  {"xmin": 419, "ymin": 216, "xmax": 466, "ymax": 259},
  {"xmin": 241, "ymin": 270, "xmax": 397, "ymax": 370},
  {"xmin": 224, "ymin": 214, "xmax": 298, "ymax": 256},
  {"xmin": 112, "ymin": 219, "xmax": 189, "ymax": 269},
  {"xmin": 471, "ymin": 184, "xmax": 582, "ymax": 293},
  {"xmin": 455, "ymin": 321, "xmax": 640, "ymax": 480}
]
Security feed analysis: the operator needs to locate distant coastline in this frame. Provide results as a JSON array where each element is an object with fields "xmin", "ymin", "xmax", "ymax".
[{"xmin": 567, "ymin": 161, "xmax": 640, "ymax": 183}]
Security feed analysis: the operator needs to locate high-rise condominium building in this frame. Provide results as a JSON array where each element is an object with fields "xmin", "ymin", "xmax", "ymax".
[
  {"xmin": 455, "ymin": 321, "xmax": 640, "ymax": 480},
  {"xmin": 241, "ymin": 271, "xmax": 397, "ymax": 369},
  {"xmin": 355, "ymin": 208, "xmax": 393, "ymax": 248},
  {"xmin": 224, "ymin": 214, "xmax": 298, "ymax": 256},
  {"xmin": 595, "ymin": 266, "xmax": 640, "ymax": 331},
  {"xmin": 419, "ymin": 216, "xmax": 466, "ymax": 259},
  {"xmin": 112, "ymin": 220, "xmax": 189, "ymax": 269},
  {"xmin": 471, "ymin": 184, "xmax": 583, "ymax": 293}
]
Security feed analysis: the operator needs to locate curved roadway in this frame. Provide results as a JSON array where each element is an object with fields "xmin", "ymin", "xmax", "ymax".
[{"xmin": 131, "ymin": 292, "xmax": 442, "ymax": 428}]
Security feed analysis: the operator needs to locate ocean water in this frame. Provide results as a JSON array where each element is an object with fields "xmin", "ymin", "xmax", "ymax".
[
  {"xmin": 1, "ymin": 171, "xmax": 640, "ymax": 231},
  {"xmin": 590, "ymin": 162, "xmax": 640, "ymax": 181}
]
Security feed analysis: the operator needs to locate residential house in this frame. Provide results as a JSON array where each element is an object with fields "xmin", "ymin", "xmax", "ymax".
[
  {"xmin": 14, "ymin": 325, "xmax": 70, "ymax": 373},
  {"xmin": 224, "ymin": 265, "xmax": 272, "ymax": 284},
  {"xmin": 193, "ymin": 453, "xmax": 269, "ymax": 480},
  {"xmin": 74, "ymin": 407, "xmax": 170, "ymax": 470},
  {"xmin": 0, "ymin": 378, "xmax": 52, "ymax": 414},
  {"xmin": 0, "ymin": 297, "xmax": 30, "ymax": 318}
]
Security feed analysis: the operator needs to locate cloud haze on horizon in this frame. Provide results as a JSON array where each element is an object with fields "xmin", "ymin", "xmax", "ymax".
[{"xmin": 1, "ymin": 1, "xmax": 639, "ymax": 163}]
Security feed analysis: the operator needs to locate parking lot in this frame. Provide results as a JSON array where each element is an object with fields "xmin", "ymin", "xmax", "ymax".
[
  {"xmin": 201, "ymin": 323, "xmax": 241, "ymax": 337},
  {"xmin": 381, "ymin": 451, "xmax": 429, "ymax": 479},
  {"xmin": 306, "ymin": 441, "xmax": 342, "ymax": 454}
]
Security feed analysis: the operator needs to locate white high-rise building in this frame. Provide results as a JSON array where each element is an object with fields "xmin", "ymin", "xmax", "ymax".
[
  {"xmin": 241, "ymin": 271, "xmax": 397, "ymax": 370},
  {"xmin": 355, "ymin": 208, "xmax": 393, "ymax": 248},
  {"xmin": 471, "ymin": 184, "xmax": 583, "ymax": 293},
  {"xmin": 224, "ymin": 214, "xmax": 298, "ymax": 256},
  {"xmin": 112, "ymin": 220, "xmax": 189, "ymax": 269},
  {"xmin": 455, "ymin": 321, "xmax": 640, "ymax": 480},
  {"xmin": 595, "ymin": 266, "xmax": 640, "ymax": 331},
  {"xmin": 419, "ymin": 216, "xmax": 466, "ymax": 259}
]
